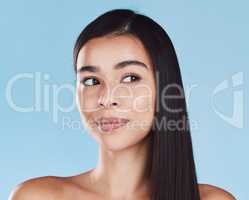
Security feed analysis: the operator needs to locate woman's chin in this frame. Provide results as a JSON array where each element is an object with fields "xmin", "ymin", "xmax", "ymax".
[{"xmin": 95, "ymin": 132, "xmax": 150, "ymax": 152}]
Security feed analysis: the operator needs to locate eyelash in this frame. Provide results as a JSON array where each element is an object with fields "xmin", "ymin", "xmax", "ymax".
[{"xmin": 80, "ymin": 73, "xmax": 141, "ymax": 87}]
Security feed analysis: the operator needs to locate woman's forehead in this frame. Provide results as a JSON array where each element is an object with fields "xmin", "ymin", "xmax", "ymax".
[{"xmin": 76, "ymin": 35, "xmax": 152, "ymax": 72}]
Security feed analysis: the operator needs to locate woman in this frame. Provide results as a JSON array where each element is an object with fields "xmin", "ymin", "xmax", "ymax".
[{"xmin": 9, "ymin": 9, "xmax": 236, "ymax": 200}]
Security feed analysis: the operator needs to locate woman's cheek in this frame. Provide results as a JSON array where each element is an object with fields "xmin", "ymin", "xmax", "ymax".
[
  {"xmin": 130, "ymin": 86, "xmax": 155, "ymax": 129},
  {"xmin": 78, "ymin": 88, "xmax": 98, "ymax": 109},
  {"xmin": 132, "ymin": 87, "xmax": 153, "ymax": 113}
]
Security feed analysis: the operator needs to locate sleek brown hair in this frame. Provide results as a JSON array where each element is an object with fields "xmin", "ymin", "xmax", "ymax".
[{"xmin": 73, "ymin": 9, "xmax": 200, "ymax": 200}]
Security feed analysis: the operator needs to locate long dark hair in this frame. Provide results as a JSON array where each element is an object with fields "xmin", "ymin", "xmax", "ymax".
[{"xmin": 73, "ymin": 9, "xmax": 200, "ymax": 200}]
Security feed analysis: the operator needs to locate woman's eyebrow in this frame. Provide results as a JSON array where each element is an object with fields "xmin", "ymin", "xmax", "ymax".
[{"xmin": 77, "ymin": 60, "xmax": 148, "ymax": 73}]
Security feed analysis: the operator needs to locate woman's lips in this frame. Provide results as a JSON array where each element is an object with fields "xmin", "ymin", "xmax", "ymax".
[
  {"xmin": 96, "ymin": 117, "xmax": 129, "ymax": 133},
  {"xmin": 99, "ymin": 121, "xmax": 129, "ymax": 132}
]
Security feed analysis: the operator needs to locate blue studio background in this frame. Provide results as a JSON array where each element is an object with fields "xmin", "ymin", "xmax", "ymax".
[{"xmin": 0, "ymin": 1, "xmax": 248, "ymax": 199}]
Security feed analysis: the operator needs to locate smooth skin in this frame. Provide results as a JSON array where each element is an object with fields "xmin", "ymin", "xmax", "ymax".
[{"xmin": 9, "ymin": 35, "xmax": 236, "ymax": 200}]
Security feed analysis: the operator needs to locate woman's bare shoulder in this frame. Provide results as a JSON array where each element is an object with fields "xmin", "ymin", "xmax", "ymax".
[
  {"xmin": 198, "ymin": 183, "xmax": 236, "ymax": 200},
  {"xmin": 8, "ymin": 176, "xmax": 66, "ymax": 200},
  {"xmin": 9, "ymin": 176, "xmax": 236, "ymax": 200}
]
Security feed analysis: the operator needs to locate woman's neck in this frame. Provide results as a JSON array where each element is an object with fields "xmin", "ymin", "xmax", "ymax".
[{"xmin": 89, "ymin": 136, "xmax": 151, "ymax": 199}]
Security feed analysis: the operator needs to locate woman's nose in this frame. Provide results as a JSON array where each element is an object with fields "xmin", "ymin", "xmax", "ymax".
[{"xmin": 97, "ymin": 86, "xmax": 119, "ymax": 108}]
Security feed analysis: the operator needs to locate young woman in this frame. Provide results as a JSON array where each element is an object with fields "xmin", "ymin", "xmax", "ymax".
[{"xmin": 9, "ymin": 9, "xmax": 236, "ymax": 200}]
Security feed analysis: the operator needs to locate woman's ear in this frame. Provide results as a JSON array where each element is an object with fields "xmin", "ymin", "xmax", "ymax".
[
  {"xmin": 75, "ymin": 74, "xmax": 82, "ymax": 110},
  {"xmin": 75, "ymin": 87, "xmax": 79, "ymax": 109},
  {"xmin": 76, "ymin": 96, "xmax": 81, "ymax": 111}
]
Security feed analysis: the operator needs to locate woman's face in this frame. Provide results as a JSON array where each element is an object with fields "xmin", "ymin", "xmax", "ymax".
[{"xmin": 76, "ymin": 34, "xmax": 156, "ymax": 151}]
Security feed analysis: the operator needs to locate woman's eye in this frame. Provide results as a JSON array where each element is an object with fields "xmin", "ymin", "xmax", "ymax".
[
  {"xmin": 122, "ymin": 74, "xmax": 141, "ymax": 83},
  {"xmin": 80, "ymin": 74, "xmax": 141, "ymax": 87},
  {"xmin": 81, "ymin": 77, "xmax": 100, "ymax": 86}
]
